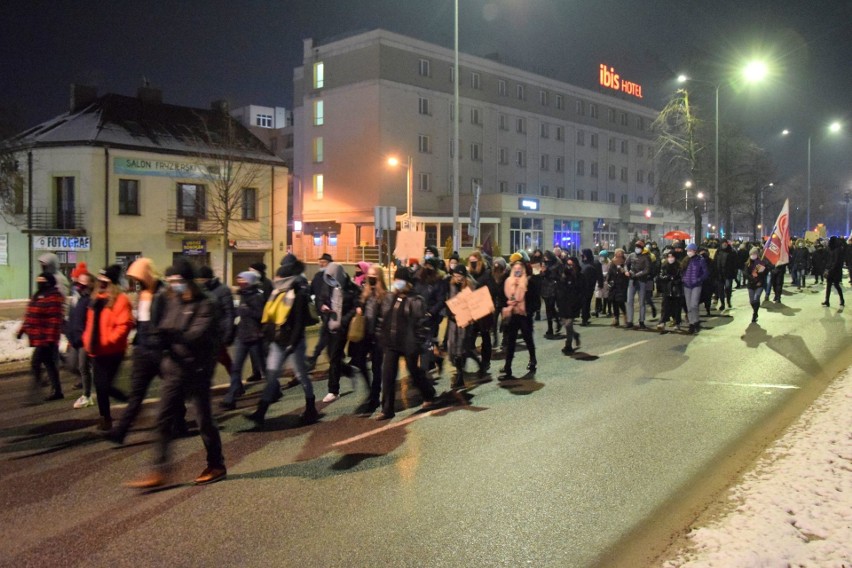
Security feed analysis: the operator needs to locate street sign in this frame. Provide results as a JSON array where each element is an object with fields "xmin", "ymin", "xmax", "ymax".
[{"xmin": 374, "ymin": 206, "xmax": 397, "ymax": 231}]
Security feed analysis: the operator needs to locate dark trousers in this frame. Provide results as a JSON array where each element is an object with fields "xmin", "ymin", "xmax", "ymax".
[
  {"xmin": 612, "ymin": 301, "xmax": 626, "ymax": 321},
  {"xmin": 31, "ymin": 344, "xmax": 61, "ymax": 394},
  {"xmin": 543, "ymin": 296, "xmax": 558, "ymax": 333},
  {"xmin": 470, "ymin": 316, "xmax": 493, "ymax": 368},
  {"xmin": 156, "ymin": 357, "xmax": 223, "ymax": 470},
  {"xmin": 381, "ymin": 348, "xmax": 436, "ymax": 418},
  {"xmin": 310, "ymin": 324, "xmax": 331, "ymax": 360},
  {"xmin": 581, "ymin": 292, "xmax": 594, "ymax": 323},
  {"xmin": 326, "ymin": 329, "xmax": 347, "ymax": 395},
  {"xmin": 660, "ymin": 296, "xmax": 683, "ymax": 325},
  {"xmin": 350, "ymin": 333, "xmax": 383, "ymax": 406},
  {"xmin": 93, "ymin": 354, "xmax": 124, "ymax": 420},
  {"xmin": 114, "ymin": 348, "xmax": 161, "ymax": 438},
  {"xmin": 771, "ymin": 270, "xmax": 785, "ymax": 300},
  {"xmin": 825, "ymin": 278, "xmax": 845, "ymax": 304},
  {"xmin": 504, "ymin": 314, "xmax": 536, "ymax": 370}
]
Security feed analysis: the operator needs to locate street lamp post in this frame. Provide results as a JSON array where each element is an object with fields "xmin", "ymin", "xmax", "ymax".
[
  {"xmin": 388, "ymin": 156, "xmax": 413, "ymax": 229},
  {"xmin": 783, "ymin": 122, "xmax": 842, "ymax": 233},
  {"xmin": 759, "ymin": 182, "xmax": 774, "ymax": 239},
  {"xmin": 845, "ymin": 190, "xmax": 851, "ymax": 237},
  {"xmin": 452, "ymin": 0, "xmax": 460, "ymax": 251}
]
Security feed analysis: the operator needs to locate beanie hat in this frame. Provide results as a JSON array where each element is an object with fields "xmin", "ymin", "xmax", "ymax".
[
  {"xmin": 276, "ymin": 254, "xmax": 304, "ymax": 278},
  {"xmin": 238, "ymin": 270, "xmax": 259, "ymax": 285},
  {"xmin": 424, "ymin": 257, "xmax": 442, "ymax": 270},
  {"xmin": 635, "ymin": 240, "xmax": 645, "ymax": 248},
  {"xmin": 166, "ymin": 259, "xmax": 196, "ymax": 281},
  {"xmin": 197, "ymin": 266, "xmax": 214, "ymax": 280},
  {"xmin": 98, "ymin": 264, "xmax": 123, "ymax": 284},
  {"xmin": 509, "ymin": 252, "xmax": 523, "ymax": 264},
  {"xmin": 492, "ymin": 257, "xmax": 507, "ymax": 269},
  {"xmin": 249, "ymin": 262, "xmax": 267, "ymax": 276},
  {"xmin": 686, "ymin": 243, "xmax": 698, "ymax": 252},
  {"xmin": 393, "ymin": 266, "xmax": 412, "ymax": 282},
  {"xmin": 71, "ymin": 261, "xmax": 88, "ymax": 280},
  {"xmin": 598, "ymin": 250, "xmax": 609, "ymax": 258},
  {"xmin": 450, "ymin": 264, "xmax": 468, "ymax": 277}
]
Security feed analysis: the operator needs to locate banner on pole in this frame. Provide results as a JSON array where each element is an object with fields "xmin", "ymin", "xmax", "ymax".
[{"xmin": 763, "ymin": 198, "xmax": 790, "ymax": 266}]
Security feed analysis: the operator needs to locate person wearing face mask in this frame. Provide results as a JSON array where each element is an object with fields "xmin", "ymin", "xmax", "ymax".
[
  {"xmin": 656, "ymin": 251, "xmax": 684, "ymax": 332},
  {"xmin": 821, "ymin": 236, "xmax": 845, "ymax": 308},
  {"xmin": 126, "ymin": 260, "xmax": 225, "ymax": 488},
  {"xmin": 18, "ymin": 272, "xmax": 66, "ymax": 404},
  {"xmin": 374, "ymin": 267, "xmax": 438, "ymax": 420},
  {"xmin": 220, "ymin": 271, "xmax": 267, "ymax": 410},
  {"xmin": 624, "ymin": 240, "xmax": 652, "ymax": 329},
  {"xmin": 350, "ymin": 264, "xmax": 389, "ymax": 416},
  {"xmin": 501, "ymin": 258, "xmax": 538, "ymax": 375},
  {"xmin": 540, "ymin": 250, "xmax": 561, "ymax": 338},
  {"xmin": 414, "ymin": 257, "xmax": 448, "ymax": 380},
  {"xmin": 745, "ymin": 247, "xmax": 768, "ymax": 323},
  {"xmin": 445, "ymin": 264, "xmax": 480, "ymax": 389},
  {"xmin": 595, "ymin": 251, "xmax": 612, "ymax": 318},
  {"xmin": 67, "ymin": 272, "xmax": 95, "ymax": 408},
  {"xmin": 307, "ymin": 253, "xmax": 334, "ymax": 371},
  {"xmin": 317, "ymin": 262, "xmax": 358, "ymax": 403},
  {"xmin": 681, "ymin": 243, "xmax": 709, "ymax": 333},
  {"xmin": 490, "ymin": 257, "xmax": 509, "ymax": 349},
  {"xmin": 714, "ymin": 239, "xmax": 739, "ymax": 311},
  {"xmin": 466, "ymin": 251, "xmax": 494, "ymax": 375},
  {"xmin": 82, "ymin": 265, "xmax": 134, "ymax": 430},
  {"xmin": 247, "ymin": 254, "xmax": 319, "ymax": 427},
  {"xmin": 555, "ymin": 257, "xmax": 583, "ymax": 356},
  {"xmin": 196, "ymin": 266, "xmax": 236, "ymax": 373},
  {"xmin": 606, "ymin": 249, "xmax": 630, "ymax": 327},
  {"xmin": 579, "ymin": 249, "xmax": 602, "ymax": 326},
  {"xmin": 790, "ymin": 239, "xmax": 809, "ymax": 290}
]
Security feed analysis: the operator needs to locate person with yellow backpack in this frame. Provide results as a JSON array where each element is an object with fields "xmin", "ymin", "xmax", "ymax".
[{"xmin": 246, "ymin": 254, "xmax": 319, "ymax": 427}]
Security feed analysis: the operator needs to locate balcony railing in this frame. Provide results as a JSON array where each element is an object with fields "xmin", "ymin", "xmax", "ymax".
[
  {"xmin": 165, "ymin": 210, "xmax": 222, "ymax": 235},
  {"xmin": 25, "ymin": 208, "xmax": 86, "ymax": 232}
]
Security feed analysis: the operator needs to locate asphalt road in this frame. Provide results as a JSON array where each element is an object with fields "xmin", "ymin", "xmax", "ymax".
[{"xmin": 1, "ymin": 279, "xmax": 850, "ymax": 568}]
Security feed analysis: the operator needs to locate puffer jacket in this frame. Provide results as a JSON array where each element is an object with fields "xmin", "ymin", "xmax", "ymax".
[
  {"xmin": 83, "ymin": 292, "xmax": 134, "ymax": 357},
  {"xmin": 377, "ymin": 290, "xmax": 428, "ymax": 353},
  {"xmin": 626, "ymin": 251, "xmax": 651, "ymax": 281},
  {"xmin": 235, "ymin": 285, "xmax": 266, "ymax": 343},
  {"xmin": 681, "ymin": 255, "xmax": 709, "ymax": 289}
]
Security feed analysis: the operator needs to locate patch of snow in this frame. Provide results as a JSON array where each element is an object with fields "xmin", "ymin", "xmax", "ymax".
[{"xmin": 0, "ymin": 320, "xmax": 32, "ymax": 363}]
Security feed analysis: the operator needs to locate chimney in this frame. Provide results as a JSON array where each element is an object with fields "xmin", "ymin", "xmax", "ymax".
[
  {"xmin": 211, "ymin": 99, "xmax": 230, "ymax": 114},
  {"xmin": 137, "ymin": 86, "xmax": 163, "ymax": 104},
  {"xmin": 69, "ymin": 84, "xmax": 98, "ymax": 112}
]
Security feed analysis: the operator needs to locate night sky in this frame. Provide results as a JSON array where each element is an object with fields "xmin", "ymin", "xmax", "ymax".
[{"xmin": 2, "ymin": 0, "xmax": 850, "ymax": 196}]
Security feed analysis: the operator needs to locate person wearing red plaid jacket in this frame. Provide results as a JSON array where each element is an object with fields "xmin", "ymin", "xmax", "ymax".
[{"xmin": 18, "ymin": 272, "xmax": 66, "ymax": 403}]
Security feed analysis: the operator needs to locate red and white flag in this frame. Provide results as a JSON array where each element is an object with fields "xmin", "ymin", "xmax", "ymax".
[{"xmin": 763, "ymin": 198, "xmax": 790, "ymax": 266}]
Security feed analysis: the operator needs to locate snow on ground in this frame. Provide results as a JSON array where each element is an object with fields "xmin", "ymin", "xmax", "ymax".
[
  {"xmin": 0, "ymin": 320, "xmax": 32, "ymax": 363},
  {"xmin": 662, "ymin": 367, "xmax": 852, "ymax": 567}
]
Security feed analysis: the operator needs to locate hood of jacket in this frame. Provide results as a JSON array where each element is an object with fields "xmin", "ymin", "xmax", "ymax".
[
  {"xmin": 38, "ymin": 252, "xmax": 60, "ymax": 273},
  {"xmin": 127, "ymin": 258, "xmax": 158, "ymax": 290},
  {"xmin": 323, "ymin": 262, "xmax": 347, "ymax": 287}
]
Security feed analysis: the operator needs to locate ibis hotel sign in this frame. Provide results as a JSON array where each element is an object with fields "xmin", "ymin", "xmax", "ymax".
[{"xmin": 599, "ymin": 64, "xmax": 643, "ymax": 99}]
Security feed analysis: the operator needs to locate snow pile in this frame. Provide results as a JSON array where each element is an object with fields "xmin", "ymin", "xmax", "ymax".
[
  {"xmin": 663, "ymin": 368, "xmax": 852, "ymax": 567},
  {"xmin": 0, "ymin": 320, "xmax": 32, "ymax": 363}
]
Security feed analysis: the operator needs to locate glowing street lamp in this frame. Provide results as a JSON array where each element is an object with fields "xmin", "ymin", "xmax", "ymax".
[{"xmin": 387, "ymin": 155, "xmax": 413, "ymax": 229}]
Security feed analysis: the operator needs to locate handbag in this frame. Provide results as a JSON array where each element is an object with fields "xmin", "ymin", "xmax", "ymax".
[{"xmin": 347, "ymin": 312, "xmax": 365, "ymax": 343}]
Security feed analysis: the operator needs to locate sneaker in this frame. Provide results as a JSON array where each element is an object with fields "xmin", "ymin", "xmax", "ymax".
[
  {"xmin": 124, "ymin": 471, "xmax": 167, "ymax": 489},
  {"xmin": 194, "ymin": 467, "xmax": 227, "ymax": 485},
  {"xmin": 73, "ymin": 395, "xmax": 94, "ymax": 409},
  {"xmin": 321, "ymin": 393, "xmax": 339, "ymax": 403}
]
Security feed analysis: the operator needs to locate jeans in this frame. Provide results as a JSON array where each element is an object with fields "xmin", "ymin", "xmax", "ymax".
[
  {"xmin": 683, "ymin": 286, "xmax": 702, "ymax": 325},
  {"xmin": 72, "ymin": 346, "xmax": 93, "ymax": 396},
  {"xmin": 626, "ymin": 280, "xmax": 648, "ymax": 324},
  {"xmin": 263, "ymin": 338, "xmax": 312, "ymax": 403},
  {"xmin": 224, "ymin": 339, "xmax": 265, "ymax": 404},
  {"xmin": 93, "ymin": 354, "xmax": 125, "ymax": 420}
]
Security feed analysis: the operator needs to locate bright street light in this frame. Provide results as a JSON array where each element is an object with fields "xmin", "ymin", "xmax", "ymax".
[
  {"xmin": 743, "ymin": 60, "xmax": 768, "ymax": 82},
  {"xmin": 696, "ymin": 191, "xmax": 704, "ymax": 199},
  {"xmin": 782, "ymin": 129, "xmax": 790, "ymax": 136},
  {"xmin": 387, "ymin": 155, "xmax": 413, "ymax": 229},
  {"xmin": 829, "ymin": 121, "xmax": 842, "ymax": 133}
]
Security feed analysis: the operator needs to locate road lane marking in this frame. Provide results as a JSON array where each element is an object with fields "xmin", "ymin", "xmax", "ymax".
[
  {"xmin": 598, "ymin": 340, "xmax": 649, "ymax": 357},
  {"xmin": 704, "ymin": 381, "xmax": 800, "ymax": 389},
  {"xmin": 331, "ymin": 410, "xmax": 436, "ymax": 447}
]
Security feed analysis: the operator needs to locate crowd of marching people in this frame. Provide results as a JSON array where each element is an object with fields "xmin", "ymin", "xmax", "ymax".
[{"xmin": 15, "ymin": 234, "xmax": 851, "ymax": 487}]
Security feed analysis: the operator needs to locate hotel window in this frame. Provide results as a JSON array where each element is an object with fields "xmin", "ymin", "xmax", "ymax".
[
  {"xmin": 540, "ymin": 123, "xmax": 549, "ymax": 138},
  {"xmin": 313, "ymin": 62, "xmax": 324, "ymax": 89},
  {"xmin": 576, "ymin": 130, "xmax": 585, "ymax": 146},
  {"xmin": 419, "ymin": 97, "xmax": 430, "ymax": 115},
  {"xmin": 313, "ymin": 100, "xmax": 324, "ymax": 126},
  {"xmin": 608, "ymin": 192, "xmax": 616, "ymax": 203},
  {"xmin": 419, "ymin": 58, "xmax": 431, "ymax": 77},
  {"xmin": 637, "ymin": 144, "xmax": 644, "ymax": 157},
  {"xmin": 590, "ymin": 133, "xmax": 598, "ymax": 148},
  {"xmin": 608, "ymin": 137, "xmax": 616, "ymax": 152},
  {"xmin": 449, "ymin": 138, "xmax": 460, "ymax": 158},
  {"xmin": 177, "ymin": 182, "xmax": 205, "ymax": 218},
  {"xmin": 516, "ymin": 150, "xmax": 526, "ymax": 168},
  {"xmin": 498, "ymin": 79, "xmax": 507, "ymax": 96},
  {"xmin": 648, "ymin": 172, "xmax": 655, "ymax": 185},
  {"xmin": 118, "ymin": 179, "xmax": 139, "ymax": 215},
  {"xmin": 242, "ymin": 187, "xmax": 257, "ymax": 220},
  {"xmin": 621, "ymin": 140, "xmax": 628, "ymax": 154},
  {"xmin": 636, "ymin": 195, "xmax": 644, "ymax": 204},
  {"xmin": 418, "ymin": 172, "xmax": 431, "ymax": 191},
  {"xmin": 590, "ymin": 104, "xmax": 598, "ymax": 118},
  {"xmin": 576, "ymin": 100, "xmax": 585, "ymax": 115},
  {"xmin": 608, "ymin": 108, "xmax": 616, "ymax": 123},
  {"xmin": 556, "ymin": 94, "xmax": 564, "ymax": 110},
  {"xmin": 621, "ymin": 194, "xmax": 628, "ymax": 204},
  {"xmin": 313, "ymin": 174, "xmax": 323, "ymax": 200},
  {"xmin": 516, "ymin": 84, "xmax": 525, "ymax": 100},
  {"xmin": 449, "ymin": 66, "xmax": 455, "ymax": 83},
  {"xmin": 637, "ymin": 116, "xmax": 645, "ymax": 130},
  {"xmin": 555, "ymin": 126, "xmax": 564, "ymax": 141},
  {"xmin": 620, "ymin": 167, "xmax": 628, "ymax": 182},
  {"xmin": 418, "ymin": 134, "xmax": 431, "ymax": 153},
  {"xmin": 256, "ymin": 114, "xmax": 272, "ymax": 128},
  {"xmin": 499, "ymin": 146, "xmax": 509, "ymax": 165},
  {"xmin": 449, "ymin": 102, "xmax": 455, "ymax": 121},
  {"xmin": 621, "ymin": 112, "xmax": 628, "ymax": 126},
  {"xmin": 577, "ymin": 189, "xmax": 585, "ymax": 200},
  {"xmin": 590, "ymin": 162, "xmax": 598, "ymax": 177},
  {"xmin": 312, "ymin": 137, "xmax": 324, "ymax": 163},
  {"xmin": 499, "ymin": 113, "xmax": 508, "ymax": 131},
  {"xmin": 556, "ymin": 157, "xmax": 564, "ymax": 172},
  {"xmin": 608, "ymin": 165, "xmax": 616, "ymax": 179},
  {"xmin": 648, "ymin": 197, "xmax": 654, "ymax": 205},
  {"xmin": 471, "ymin": 72, "xmax": 481, "ymax": 89},
  {"xmin": 471, "ymin": 178, "xmax": 481, "ymax": 193},
  {"xmin": 516, "ymin": 117, "xmax": 526, "ymax": 134},
  {"xmin": 470, "ymin": 107, "xmax": 481, "ymax": 125},
  {"xmin": 540, "ymin": 154, "xmax": 549, "ymax": 171},
  {"xmin": 591, "ymin": 190, "xmax": 599, "ymax": 202},
  {"xmin": 576, "ymin": 160, "xmax": 585, "ymax": 176},
  {"xmin": 556, "ymin": 186, "xmax": 565, "ymax": 199},
  {"xmin": 541, "ymin": 185, "xmax": 550, "ymax": 197},
  {"xmin": 516, "ymin": 182, "xmax": 526, "ymax": 194},
  {"xmin": 539, "ymin": 90, "xmax": 548, "ymax": 106},
  {"xmin": 499, "ymin": 180, "xmax": 509, "ymax": 193},
  {"xmin": 637, "ymin": 169, "xmax": 645, "ymax": 183},
  {"xmin": 470, "ymin": 143, "xmax": 482, "ymax": 162}
]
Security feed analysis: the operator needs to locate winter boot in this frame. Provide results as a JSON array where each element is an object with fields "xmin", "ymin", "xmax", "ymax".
[
  {"xmin": 246, "ymin": 400, "xmax": 270, "ymax": 427},
  {"xmin": 300, "ymin": 396, "xmax": 319, "ymax": 425},
  {"xmin": 573, "ymin": 332, "xmax": 581, "ymax": 349},
  {"xmin": 527, "ymin": 350, "xmax": 537, "ymax": 373},
  {"xmin": 451, "ymin": 358, "xmax": 465, "ymax": 389},
  {"xmin": 561, "ymin": 338, "xmax": 574, "ymax": 355}
]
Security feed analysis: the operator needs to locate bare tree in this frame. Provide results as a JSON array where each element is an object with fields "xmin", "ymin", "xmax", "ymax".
[{"xmin": 0, "ymin": 146, "xmax": 25, "ymax": 226}]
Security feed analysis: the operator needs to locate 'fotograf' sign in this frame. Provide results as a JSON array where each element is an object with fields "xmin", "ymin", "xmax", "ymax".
[
  {"xmin": 114, "ymin": 157, "xmax": 211, "ymax": 179},
  {"xmin": 33, "ymin": 235, "xmax": 91, "ymax": 251},
  {"xmin": 599, "ymin": 64, "xmax": 643, "ymax": 99}
]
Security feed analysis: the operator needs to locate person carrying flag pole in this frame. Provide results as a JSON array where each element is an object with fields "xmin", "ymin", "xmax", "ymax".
[{"xmin": 762, "ymin": 199, "xmax": 791, "ymax": 303}]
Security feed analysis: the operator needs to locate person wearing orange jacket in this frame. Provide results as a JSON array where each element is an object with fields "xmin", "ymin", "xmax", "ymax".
[{"xmin": 83, "ymin": 265, "xmax": 134, "ymax": 431}]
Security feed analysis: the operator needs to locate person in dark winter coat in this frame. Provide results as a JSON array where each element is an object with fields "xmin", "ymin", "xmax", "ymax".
[
  {"xmin": 221, "ymin": 271, "xmax": 267, "ymax": 409},
  {"xmin": 247, "ymin": 254, "xmax": 319, "ymax": 427},
  {"xmin": 374, "ymin": 267, "xmax": 438, "ymax": 420},
  {"xmin": 555, "ymin": 257, "xmax": 584, "ymax": 354},
  {"xmin": 790, "ymin": 240, "xmax": 810, "ymax": 289},
  {"xmin": 810, "ymin": 242, "xmax": 828, "ymax": 285},
  {"xmin": 196, "ymin": 266, "xmax": 235, "ymax": 373},
  {"xmin": 656, "ymin": 250, "xmax": 684, "ymax": 331},
  {"xmin": 681, "ymin": 243, "xmax": 709, "ymax": 333},
  {"xmin": 126, "ymin": 260, "xmax": 225, "ymax": 488},
  {"xmin": 541, "ymin": 250, "xmax": 562, "ymax": 337},
  {"xmin": 606, "ymin": 249, "xmax": 630, "ymax": 327},
  {"xmin": 745, "ymin": 247, "xmax": 769, "ymax": 323},
  {"xmin": 445, "ymin": 265, "xmax": 481, "ymax": 389},
  {"xmin": 414, "ymin": 258, "xmax": 448, "ymax": 378},
  {"xmin": 466, "ymin": 251, "xmax": 495, "ymax": 374},
  {"xmin": 317, "ymin": 262, "xmax": 358, "ymax": 403},
  {"xmin": 624, "ymin": 239, "xmax": 653, "ymax": 329},
  {"xmin": 350, "ymin": 264, "xmax": 389, "ymax": 416},
  {"xmin": 821, "ymin": 236, "xmax": 845, "ymax": 307},
  {"xmin": 68, "ymin": 272, "xmax": 95, "ymax": 408},
  {"xmin": 18, "ymin": 272, "xmax": 66, "ymax": 403},
  {"xmin": 579, "ymin": 248, "xmax": 602, "ymax": 326},
  {"xmin": 714, "ymin": 239, "xmax": 740, "ymax": 310}
]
